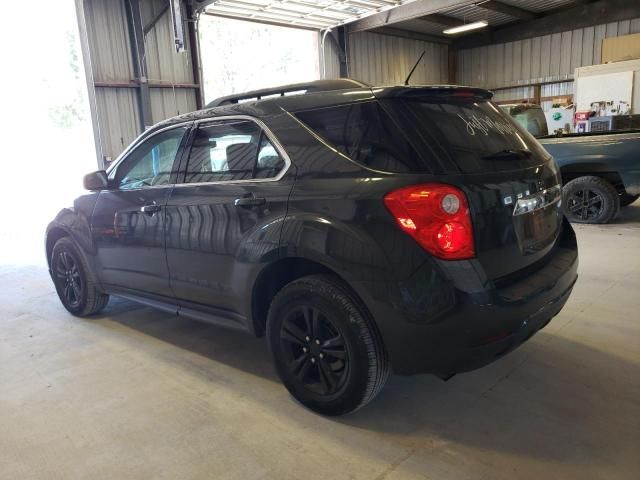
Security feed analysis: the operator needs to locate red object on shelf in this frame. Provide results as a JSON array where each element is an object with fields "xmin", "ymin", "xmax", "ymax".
[
  {"xmin": 574, "ymin": 111, "xmax": 591, "ymax": 133},
  {"xmin": 575, "ymin": 111, "xmax": 590, "ymax": 122}
]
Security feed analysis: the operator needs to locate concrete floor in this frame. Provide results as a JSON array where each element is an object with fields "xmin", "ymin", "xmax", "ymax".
[{"xmin": 2, "ymin": 205, "xmax": 639, "ymax": 480}]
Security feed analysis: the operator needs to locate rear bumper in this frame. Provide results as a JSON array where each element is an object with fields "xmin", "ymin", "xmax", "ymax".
[
  {"xmin": 358, "ymin": 218, "xmax": 578, "ymax": 376},
  {"xmin": 441, "ymin": 273, "xmax": 575, "ymax": 375}
]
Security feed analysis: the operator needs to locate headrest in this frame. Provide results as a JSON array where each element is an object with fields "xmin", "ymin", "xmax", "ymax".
[
  {"xmin": 259, "ymin": 155, "xmax": 281, "ymax": 169},
  {"xmin": 226, "ymin": 143, "xmax": 257, "ymax": 171}
]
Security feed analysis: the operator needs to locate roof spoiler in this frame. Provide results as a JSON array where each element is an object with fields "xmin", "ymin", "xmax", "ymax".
[
  {"xmin": 206, "ymin": 79, "xmax": 370, "ymax": 108},
  {"xmin": 374, "ymin": 85, "xmax": 494, "ymax": 100}
]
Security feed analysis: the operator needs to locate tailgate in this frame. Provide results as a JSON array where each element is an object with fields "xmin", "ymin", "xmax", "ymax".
[
  {"xmin": 461, "ymin": 164, "xmax": 563, "ymax": 279},
  {"xmin": 377, "ymin": 89, "xmax": 563, "ymax": 279}
]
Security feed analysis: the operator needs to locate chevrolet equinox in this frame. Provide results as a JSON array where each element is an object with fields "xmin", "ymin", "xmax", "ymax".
[{"xmin": 46, "ymin": 79, "xmax": 579, "ymax": 415}]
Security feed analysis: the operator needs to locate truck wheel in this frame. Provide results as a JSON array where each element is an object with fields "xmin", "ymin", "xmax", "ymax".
[
  {"xmin": 51, "ymin": 237, "xmax": 109, "ymax": 316},
  {"xmin": 563, "ymin": 176, "xmax": 620, "ymax": 224},
  {"xmin": 620, "ymin": 193, "xmax": 639, "ymax": 207},
  {"xmin": 266, "ymin": 275, "xmax": 389, "ymax": 416}
]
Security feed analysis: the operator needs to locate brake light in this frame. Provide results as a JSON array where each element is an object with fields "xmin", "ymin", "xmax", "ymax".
[{"xmin": 383, "ymin": 183, "xmax": 475, "ymax": 260}]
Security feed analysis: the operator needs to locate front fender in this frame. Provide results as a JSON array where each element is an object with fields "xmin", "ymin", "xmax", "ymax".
[{"xmin": 45, "ymin": 193, "xmax": 99, "ymax": 273}]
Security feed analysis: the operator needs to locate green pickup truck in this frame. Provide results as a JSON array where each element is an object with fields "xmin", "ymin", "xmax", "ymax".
[{"xmin": 502, "ymin": 104, "xmax": 640, "ymax": 224}]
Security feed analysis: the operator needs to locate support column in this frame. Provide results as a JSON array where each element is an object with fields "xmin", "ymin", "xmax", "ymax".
[
  {"xmin": 186, "ymin": 4, "xmax": 204, "ymax": 109},
  {"xmin": 337, "ymin": 25, "xmax": 349, "ymax": 78},
  {"xmin": 448, "ymin": 47, "xmax": 457, "ymax": 85},
  {"xmin": 125, "ymin": 0, "xmax": 153, "ymax": 130}
]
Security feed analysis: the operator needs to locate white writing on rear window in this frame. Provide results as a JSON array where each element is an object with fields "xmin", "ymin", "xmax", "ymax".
[{"xmin": 457, "ymin": 113, "xmax": 516, "ymax": 136}]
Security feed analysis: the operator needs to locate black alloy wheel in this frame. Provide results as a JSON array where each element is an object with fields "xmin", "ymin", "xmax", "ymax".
[
  {"xmin": 53, "ymin": 250, "xmax": 83, "ymax": 309},
  {"xmin": 50, "ymin": 237, "xmax": 109, "ymax": 316},
  {"xmin": 562, "ymin": 176, "xmax": 619, "ymax": 224},
  {"xmin": 566, "ymin": 188, "xmax": 605, "ymax": 222},
  {"xmin": 267, "ymin": 275, "xmax": 389, "ymax": 416},
  {"xmin": 279, "ymin": 305, "xmax": 349, "ymax": 397}
]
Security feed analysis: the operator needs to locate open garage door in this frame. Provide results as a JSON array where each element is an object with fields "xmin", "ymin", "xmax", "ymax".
[{"xmin": 198, "ymin": 15, "xmax": 321, "ymax": 102}]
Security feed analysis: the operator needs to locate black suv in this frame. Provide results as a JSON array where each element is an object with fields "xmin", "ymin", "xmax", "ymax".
[{"xmin": 46, "ymin": 80, "xmax": 578, "ymax": 415}]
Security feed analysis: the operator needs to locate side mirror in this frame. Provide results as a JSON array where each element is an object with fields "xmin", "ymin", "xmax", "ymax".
[{"xmin": 83, "ymin": 170, "xmax": 108, "ymax": 191}]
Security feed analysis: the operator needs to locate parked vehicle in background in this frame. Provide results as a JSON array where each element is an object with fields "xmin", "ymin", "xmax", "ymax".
[
  {"xmin": 500, "ymin": 104, "xmax": 549, "ymax": 138},
  {"xmin": 46, "ymin": 80, "xmax": 578, "ymax": 415},
  {"xmin": 540, "ymin": 131, "xmax": 640, "ymax": 223},
  {"xmin": 502, "ymin": 103, "xmax": 640, "ymax": 223}
]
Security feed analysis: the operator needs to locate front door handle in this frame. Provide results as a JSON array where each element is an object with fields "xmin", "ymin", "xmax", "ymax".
[
  {"xmin": 234, "ymin": 196, "xmax": 266, "ymax": 208},
  {"xmin": 140, "ymin": 203, "xmax": 162, "ymax": 215}
]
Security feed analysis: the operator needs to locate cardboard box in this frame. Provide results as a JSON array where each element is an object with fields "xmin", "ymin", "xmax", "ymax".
[{"xmin": 602, "ymin": 33, "xmax": 640, "ymax": 63}]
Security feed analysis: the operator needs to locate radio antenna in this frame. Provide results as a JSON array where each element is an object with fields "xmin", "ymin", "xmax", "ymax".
[{"xmin": 404, "ymin": 50, "xmax": 426, "ymax": 85}]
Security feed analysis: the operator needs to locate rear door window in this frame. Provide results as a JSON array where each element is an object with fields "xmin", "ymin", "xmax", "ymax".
[
  {"xmin": 183, "ymin": 120, "xmax": 286, "ymax": 183},
  {"xmin": 294, "ymin": 102, "xmax": 425, "ymax": 173}
]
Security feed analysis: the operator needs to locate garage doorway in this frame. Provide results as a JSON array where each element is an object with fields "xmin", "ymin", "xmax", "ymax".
[
  {"xmin": 199, "ymin": 15, "xmax": 320, "ymax": 103},
  {"xmin": 0, "ymin": 0, "xmax": 95, "ymax": 267}
]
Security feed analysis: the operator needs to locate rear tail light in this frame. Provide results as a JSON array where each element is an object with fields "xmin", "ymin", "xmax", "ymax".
[{"xmin": 384, "ymin": 183, "xmax": 475, "ymax": 260}]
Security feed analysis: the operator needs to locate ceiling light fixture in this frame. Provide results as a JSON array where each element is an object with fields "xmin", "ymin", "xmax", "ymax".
[{"xmin": 443, "ymin": 20, "xmax": 488, "ymax": 35}]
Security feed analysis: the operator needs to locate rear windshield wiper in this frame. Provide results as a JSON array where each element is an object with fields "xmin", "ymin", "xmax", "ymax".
[{"xmin": 482, "ymin": 149, "xmax": 532, "ymax": 160}]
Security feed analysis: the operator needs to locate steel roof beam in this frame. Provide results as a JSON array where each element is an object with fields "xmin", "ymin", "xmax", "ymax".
[
  {"xmin": 348, "ymin": 0, "xmax": 474, "ymax": 32},
  {"xmin": 143, "ymin": 3, "xmax": 170, "ymax": 35},
  {"xmin": 370, "ymin": 25, "xmax": 452, "ymax": 44},
  {"xmin": 454, "ymin": 0, "xmax": 640, "ymax": 49},
  {"xmin": 420, "ymin": 13, "xmax": 464, "ymax": 27}
]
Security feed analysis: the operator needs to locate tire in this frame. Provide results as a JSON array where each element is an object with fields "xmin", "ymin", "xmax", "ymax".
[
  {"xmin": 50, "ymin": 237, "xmax": 109, "ymax": 316},
  {"xmin": 266, "ymin": 274, "xmax": 389, "ymax": 416},
  {"xmin": 620, "ymin": 193, "xmax": 639, "ymax": 207},
  {"xmin": 562, "ymin": 176, "xmax": 620, "ymax": 224}
]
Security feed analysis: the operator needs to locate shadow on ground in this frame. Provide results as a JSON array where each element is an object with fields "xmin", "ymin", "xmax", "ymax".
[{"xmin": 102, "ymin": 296, "xmax": 638, "ymax": 466}]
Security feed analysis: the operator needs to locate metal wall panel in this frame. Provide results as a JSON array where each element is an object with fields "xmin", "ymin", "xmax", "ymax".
[
  {"xmin": 81, "ymin": 0, "xmax": 198, "ymax": 161},
  {"xmin": 94, "ymin": 88, "xmax": 140, "ymax": 161},
  {"xmin": 492, "ymin": 86, "xmax": 534, "ymax": 102},
  {"xmin": 541, "ymin": 81, "xmax": 574, "ymax": 97},
  {"xmin": 142, "ymin": 0, "xmax": 195, "ymax": 84},
  {"xmin": 458, "ymin": 17, "xmax": 640, "ymax": 89},
  {"xmin": 321, "ymin": 35, "xmax": 341, "ymax": 79},
  {"xmin": 150, "ymin": 88, "xmax": 198, "ymax": 124},
  {"xmin": 348, "ymin": 31, "xmax": 448, "ymax": 85},
  {"xmin": 84, "ymin": 0, "xmax": 133, "ymax": 82}
]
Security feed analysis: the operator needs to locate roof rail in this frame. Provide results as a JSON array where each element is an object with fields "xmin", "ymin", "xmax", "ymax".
[{"xmin": 205, "ymin": 79, "xmax": 369, "ymax": 108}]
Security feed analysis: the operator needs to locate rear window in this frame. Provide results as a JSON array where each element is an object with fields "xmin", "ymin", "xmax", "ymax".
[
  {"xmin": 295, "ymin": 98, "xmax": 550, "ymax": 174},
  {"xmin": 386, "ymin": 97, "xmax": 550, "ymax": 173},
  {"xmin": 502, "ymin": 105, "xmax": 548, "ymax": 137},
  {"xmin": 294, "ymin": 101, "xmax": 426, "ymax": 173}
]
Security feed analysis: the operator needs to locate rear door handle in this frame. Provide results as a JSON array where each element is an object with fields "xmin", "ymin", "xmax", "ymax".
[
  {"xmin": 140, "ymin": 203, "xmax": 162, "ymax": 215},
  {"xmin": 234, "ymin": 196, "xmax": 266, "ymax": 207}
]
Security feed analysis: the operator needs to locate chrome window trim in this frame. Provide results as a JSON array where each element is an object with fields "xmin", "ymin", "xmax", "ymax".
[
  {"xmin": 109, "ymin": 184, "xmax": 175, "ymax": 193},
  {"xmin": 173, "ymin": 115, "xmax": 292, "ymax": 188}
]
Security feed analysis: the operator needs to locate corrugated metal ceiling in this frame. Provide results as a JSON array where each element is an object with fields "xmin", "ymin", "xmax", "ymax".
[
  {"xmin": 500, "ymin": 0, "xmax": 576, "ymax": 13},
  {"xmin": 381, "ymin": 0, "xmax": 584, "ymax": 37},
  {"xmin": 204, "ymin": 0, "xmax": 583, "ymax": 32},
  {"xmin": 441, "ymin": 3, "xmax": 513, "ymax": 27},
  {"xmin": 204, "ymin": 0, "xmax": 416, "ymax": 30}
]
